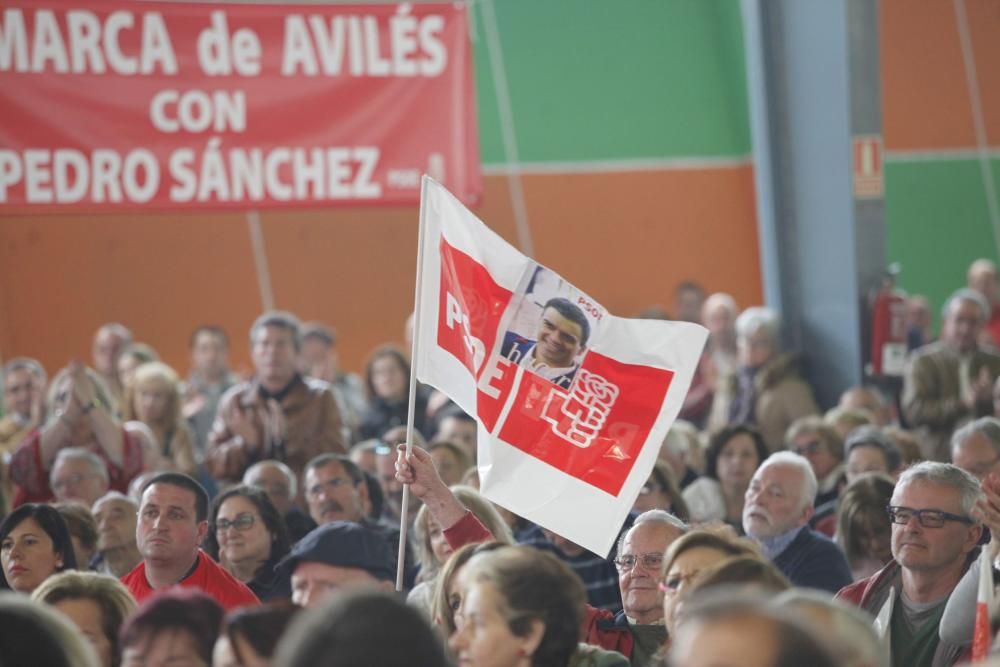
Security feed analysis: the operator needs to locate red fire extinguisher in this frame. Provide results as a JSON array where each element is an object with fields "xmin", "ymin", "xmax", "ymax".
[{"xmin": 869, "ymin": 266, "xmax": 907, "ymax": 376}]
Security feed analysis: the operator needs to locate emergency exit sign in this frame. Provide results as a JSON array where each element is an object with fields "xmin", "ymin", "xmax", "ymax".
[{"xmin": 853, "ymin": 135, "xmax": 884, "ymax": 199}]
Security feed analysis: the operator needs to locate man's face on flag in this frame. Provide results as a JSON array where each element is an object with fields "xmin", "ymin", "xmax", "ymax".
[{"xmin": 535, "ymin": 307, "xmax": 585, "ymax": 368}]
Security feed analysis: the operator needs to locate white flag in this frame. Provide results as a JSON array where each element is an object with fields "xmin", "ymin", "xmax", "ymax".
[{"xmin": 413, "ymin": 177, "xmax": 707, "ymax": 556}]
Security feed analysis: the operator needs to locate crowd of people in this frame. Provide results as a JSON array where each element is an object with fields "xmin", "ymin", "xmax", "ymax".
[{"xmin": 3, "ymin": 257, "xmax": 1000, "ymax": 667}]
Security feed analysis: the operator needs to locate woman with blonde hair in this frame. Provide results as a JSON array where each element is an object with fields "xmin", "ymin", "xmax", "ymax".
[
  {"xmin": 659, "ymin": 528, "xmax": 760, "ymax": 636},
  {"xmin": 32, "ymin": 570, "xmax": 137, "ymax": 667},
  {"xmin": 121, "ymin": 362, "xmax": 196, "ymax": 474},
  {"xmin": 409, "ymin": 485, "xmax": 513, "ymax": 617}
]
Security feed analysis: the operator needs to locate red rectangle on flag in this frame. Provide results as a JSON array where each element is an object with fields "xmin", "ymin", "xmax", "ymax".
[{"xmin": 498, "ymin": 352, "xmax": 674, "ymax": 496}]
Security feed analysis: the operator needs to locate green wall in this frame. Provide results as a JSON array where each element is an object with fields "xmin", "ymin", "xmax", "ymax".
[
  {"xmin": 886, "ymin": 158, "xmax": 1000, "ymax": 328},
  {"xmin": 470, "ymin": 1, "xmax": 751, "ymax": 164}
]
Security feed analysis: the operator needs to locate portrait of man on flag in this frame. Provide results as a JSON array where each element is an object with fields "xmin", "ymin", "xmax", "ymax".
[{"xmin": 499, "ymin": 266, "xmax": 600, "ymax": 391}]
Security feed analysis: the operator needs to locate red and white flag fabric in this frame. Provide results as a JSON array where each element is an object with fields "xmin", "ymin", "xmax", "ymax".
[
  {"xmin": 973, "ymin": 551, "xmax": 995, "ymax": 661},
  {"xmin": 413, "ymin": 177, "xmax": 707, "ymax": 555}
]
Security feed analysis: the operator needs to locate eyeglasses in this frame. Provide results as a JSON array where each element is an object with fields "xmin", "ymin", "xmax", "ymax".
[
  {"xmin": 658, "ymin": 571, "xmax": 700, "ymax": 594},
  {"xmin": 52, "ymin": 473, "xmax": 97, "ymax": 492},
  {"xmin": 216, "ymin": 514, "xmax": 258, "ymax": 532},
  {"xmin": 794, "ymin": 440, "xmax": 823, "ymax": 456},
  {"xmin": 886, "ymin": 505, "xmax": 974, "ymax": 528},
  {"xmin": 614, "ymin": 552, "xmax": 664, "ymax": 572},
  {"xmin": 306, "ymin": 477, "xmax": 353, "ymax": 498}
]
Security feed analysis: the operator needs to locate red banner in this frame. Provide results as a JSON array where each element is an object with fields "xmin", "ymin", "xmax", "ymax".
[{"xmin": 0, "ymin": 1, "xmax": 480, "ymax": 212}]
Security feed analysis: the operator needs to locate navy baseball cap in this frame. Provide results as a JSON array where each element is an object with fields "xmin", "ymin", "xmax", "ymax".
[{"xmin": 275, "ymin": 521, "xmax": 393, "ymax": 581}]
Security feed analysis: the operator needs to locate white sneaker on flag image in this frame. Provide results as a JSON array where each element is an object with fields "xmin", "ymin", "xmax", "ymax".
[{"xmin": 413, "ymin": 176, "xmax": 708, "ymax": 556}]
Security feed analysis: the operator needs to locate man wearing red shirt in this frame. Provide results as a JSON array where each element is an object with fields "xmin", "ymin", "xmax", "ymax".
[{"xmin": 121, "ymin": 472, "xmax": 258, "ymax": 611}]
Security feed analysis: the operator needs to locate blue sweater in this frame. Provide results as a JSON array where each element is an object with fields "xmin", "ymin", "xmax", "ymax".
[{"xmin": 772, "ymin": 526, "xmax": 853, "ymax": 593}]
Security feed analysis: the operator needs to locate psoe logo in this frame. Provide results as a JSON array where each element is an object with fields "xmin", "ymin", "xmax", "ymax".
[{"xmin": 541, "ymin": 370, "xmax": 619, "ymax": 449}]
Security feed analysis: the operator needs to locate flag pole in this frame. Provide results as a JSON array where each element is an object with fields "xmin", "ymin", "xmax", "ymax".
[{"xmin": 397, "ymin": 176, "xmax": 431, "ymax": 592}]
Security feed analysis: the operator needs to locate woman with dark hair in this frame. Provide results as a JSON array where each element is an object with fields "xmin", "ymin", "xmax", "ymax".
[
  {"xmin": 214, "ymin": 603, "xmax": 300, "ymax": 667},
  {"xmin": 682, "ymin": 425, "xmax": 769, "ymax": 529},
  {"xmin": 0, "ymin": 503, "xmax": 78, "ymax": 593},
  {"xmin": 358, "ymin": 345, "xmax": 431, "ymax": 441},
  {"xmin": 54, "ymin": 502, "xmax": 100, "ymax": 571},
  {"xmin": 120, "ymin": 589, "xmax": 223, "ymax": 667},
  {"xmin": 834, "ymin": 473, "xmax": 895, "ymax": 581},
  {"xmin": 203, "ymin": 485, "xmax": 292, "ymax": 601}
]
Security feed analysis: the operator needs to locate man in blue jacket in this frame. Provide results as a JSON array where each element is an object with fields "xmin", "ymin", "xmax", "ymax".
[{"xmin": 742, "ymin": 451, "xmax": 852, "ymax": 593}]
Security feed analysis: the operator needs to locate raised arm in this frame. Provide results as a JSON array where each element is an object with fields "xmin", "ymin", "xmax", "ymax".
[{"xmin": 395, "ymin": 444, "xmax": 492, "ymax": 548}]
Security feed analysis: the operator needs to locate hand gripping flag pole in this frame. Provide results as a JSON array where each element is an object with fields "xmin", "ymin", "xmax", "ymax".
[{"xmin": 396, "ymin": 176, "xmax": 431, "ymax": 592}]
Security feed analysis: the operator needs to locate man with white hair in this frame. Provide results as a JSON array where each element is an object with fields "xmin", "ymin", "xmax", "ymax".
[
  {"xmin": 903, "ymin": 288, "xmax": 1000, "ymax": 461},
  {"xmin": 950, "ymin": 416, "xmax": 1000, "ymax": 481},
  {"xmin": 708, "ymin": 307, "xmax": 819, "ymax": 451},
  {"xmin": 50, "ymin": 447, "xmax": 110, "ymax": 507},
  {"xmin": 584, "ymin": 509, "xmax": 689, "ymax": 666},
  {"xmin": 742, "ymin": 451, "xmax": 851, "ymax": 592},
  {"xmin": 837, "ymin": 462, "xmax": 982, "ymax": 667},
  {"xmin": 701, "ymin": 292, "xmax": 739, "ymax": 379}
]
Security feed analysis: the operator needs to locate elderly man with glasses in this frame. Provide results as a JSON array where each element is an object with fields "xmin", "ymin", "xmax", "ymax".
[
  {"xmin": 837, "ymin": 461, "xmax": 982, "ymax": 667},
  {"xmin": 582, "ymin": 510, "xmax": 687, "ymax": 667}
]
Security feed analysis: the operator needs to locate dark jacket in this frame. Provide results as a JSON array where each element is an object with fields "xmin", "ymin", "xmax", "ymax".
[
  {"xmin": 772, "ymin": 526, "xmax": 853, "ymax": 593},
  {"xmin": 358, "ymin": 388, "xmax": 431, "ymax": 441}
]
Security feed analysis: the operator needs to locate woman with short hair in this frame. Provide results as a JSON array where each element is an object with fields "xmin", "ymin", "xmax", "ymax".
[
  {"xmin": 203, "ymin": 485, "xmax": 292, "ymax": 601},
  {"xmin": 659, "ymin": 528, "xmax": 760, "ymax": 636},
  {"xmin": 32, "ymin": 570, "xmax": 137, "ymax": 667},
  {"xmin": 450, "ymin": 546, "xmax": 627, "ymax": 667}
]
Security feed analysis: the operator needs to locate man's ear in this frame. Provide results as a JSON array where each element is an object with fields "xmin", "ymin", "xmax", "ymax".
[
  {"xmin": 964, "ymin": 524, "xmax": 984, "ymax": 554},
  {"xmin": 799, "ymin": 502, "xmax": 815, "ymax": 526},
  {"xmin": 517, "ymin": 619, "xmax": 546, "ymax": 660},
  {"xmin": 196, "ymin": 520, "xmax": 209, "ymax": 546}
]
